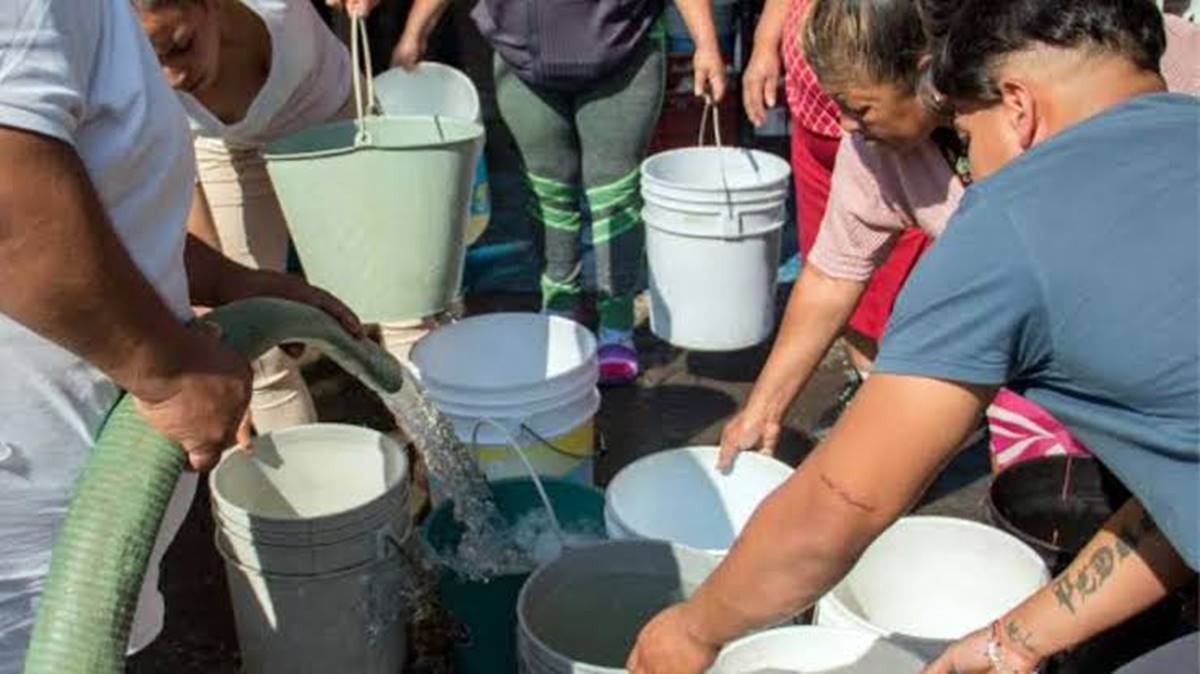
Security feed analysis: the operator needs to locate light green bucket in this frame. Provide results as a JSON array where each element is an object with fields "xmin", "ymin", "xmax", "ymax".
[{"xmin": 265, "ymin": 114, "xmax": 483, "ymax": 323}]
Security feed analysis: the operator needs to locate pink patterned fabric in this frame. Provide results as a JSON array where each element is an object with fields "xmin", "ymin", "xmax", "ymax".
[
  {"xmin": 782, "ymin": 0, "xmax": 842, "ymax": 138},
  {"xmin": 987, "ymin": 389, "xmax": 1092, "ymax": 473}
]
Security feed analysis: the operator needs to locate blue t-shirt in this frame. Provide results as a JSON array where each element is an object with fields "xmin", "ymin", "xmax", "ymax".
[{"xmin": 876, "ymin": 93, "xmax": 1200, "ymax": 569}]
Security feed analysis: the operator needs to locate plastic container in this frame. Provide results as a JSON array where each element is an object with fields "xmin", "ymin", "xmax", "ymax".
[
  {"xmin": 265, "ymin": 114, "xmax": 483, "ymax": 323},
  {"xmin": 517, "ymin": 540, "xmax": 720, "ymax": 673},
  {"xmin": 209, "ymin": 424, "xmax": 411, "ymax": 672},
  {"xmin": 424, "ymin": 478, "xmax": 607, "ymax": 674},
  {"xmin": 641, "ymin": 143, "xmax": 791, "ymax": 351},
  {"xmin": 712, "ymin": 626, "xmax": 925, "ymax": 673},
  {"xmin": 815, "ymin": 516, "xmax": 1050, "ymax": 662},
  {"xmin": 604, "ymin": 446, "xmax": 792, "ymax": 555}
]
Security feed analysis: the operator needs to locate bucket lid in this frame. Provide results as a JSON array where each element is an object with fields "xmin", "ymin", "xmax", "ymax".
[
  {"xmin": 210, "ymin": 424, "xmax": 409, "ymax": 534},
  {"xmin": 374, "ymin": 63, "xmax": 481, "ymax": 122},
  {"xmin": 264, "ymin": 115, "xmax": 483, "ymax": 160}
]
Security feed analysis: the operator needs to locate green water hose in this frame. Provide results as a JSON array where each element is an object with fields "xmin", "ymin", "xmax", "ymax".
[{"xmin": 23, "ymin": 298, "xmax": 406, "ymax": 674}]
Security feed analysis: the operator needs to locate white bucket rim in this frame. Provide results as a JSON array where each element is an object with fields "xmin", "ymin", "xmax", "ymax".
[
  {"xmin": 430, "ymin": 379, "xmax": 598, "ymax": 420},
  {"xmin": 210, "ymin": 423, "xmax": 409, "ymax": 531},
  {"xmin": 819, "ymin": 515, "xmax": 1051, "ymax": 643},
  {"xmin": 604, "ymin": 446, "xmax": 792, "ymax": 554},
  {"xmin": 641, "ymin": 146, "xmax": 792, "ymax": 192},
  {"xmin": 642, "ymin": 208, "xmax": 787, "ymax": 240},
  {"xmin": 714, "ymin": 625, "xmax": 927, "ymax": 672},
  {"xmin": 373, "ymin": 62, "xmax": 481, "ymax": 122},
  {"xmin": 215, "ymin": 528, "xmax": 411, "ymax": 580},
  {"xmin": 410, "ymin": 313, "xmax": 599, "ymax": 394}
]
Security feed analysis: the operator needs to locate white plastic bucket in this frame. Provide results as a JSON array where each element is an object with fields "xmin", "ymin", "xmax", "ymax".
[
  {"xmin": 220, "ymin": 539, "xmax": 408, "ymax": 674},
  {"xmin": 604, "ymin": 446, "xmax": 792, "ymax": 556},
  {"xmin": 374, "ymin": 63, "xmax": 491, "ymax": 245},
  {"xmin": 641, "ymin": 145, "xmax": 791, "ymax": 351},
  {"xmin": 208, "ymin": 424, "xmax": 411, "ymax": 672},
  {"xmin": 712, "ymin": 626, "xmax": 925, "ymax": 673},
  {"xmin": 815, "ymin": 516, "xmax": 1050, "ymax": 661},
  {"xmin": 411, "ymin": 314, "xmax": 600, "ymax": 482},
  {"xmin": 517, "ymin": 540, "xmax": 720, "ymax": 673}
]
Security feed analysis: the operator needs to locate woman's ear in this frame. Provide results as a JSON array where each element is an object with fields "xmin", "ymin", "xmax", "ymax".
[{"xmin": 999, "ymin": 79, "xmax": 1038, "ymax": 151}]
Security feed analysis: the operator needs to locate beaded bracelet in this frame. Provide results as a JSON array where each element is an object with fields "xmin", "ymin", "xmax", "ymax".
[{"xmin": 986, "ymin": 620, "xmax": 1039, "ymax": 674}]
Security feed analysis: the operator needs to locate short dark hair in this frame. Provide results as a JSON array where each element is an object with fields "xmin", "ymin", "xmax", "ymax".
[
  {"xmin": 801, "ymin": 0, "xmax": 929, "ymax": 93},
  {"xmin": 930, "ymin": 0, "xmax": 1167, "ymax": 102}
]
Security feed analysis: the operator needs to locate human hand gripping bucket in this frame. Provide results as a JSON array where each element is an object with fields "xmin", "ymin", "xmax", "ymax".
[
  {"xmin": 641, "ymin": 100, "xmax": 791, "ymax": 351},
  {"xmin": 264, "ymin": 18, "xmax": 484, "ymax": 324}
]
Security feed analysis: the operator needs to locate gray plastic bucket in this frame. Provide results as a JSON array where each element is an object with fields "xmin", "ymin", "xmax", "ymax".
[
  {"xmin": 265, "ymin": 114, "xmax": 483, "ymax": 323},
  {"xmin": 641, "ymin": 144, "xmax": 791, "ymax": 351},
  {"xmin": 209, "ymin": 424, "xmax": 411, "ymax": 671},
  {"xmin": 712, "ymin": 626, "xmax": 925, "ymax": 673},
  {"xmin": 516, "ymin": 540, "xmax": 719, "ymax": 673}
]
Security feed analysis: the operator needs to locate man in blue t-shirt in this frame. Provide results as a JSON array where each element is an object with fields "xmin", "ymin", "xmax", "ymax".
[{"xmin": 628, "ymin": 2, "xmax": 1199, "ymax": 674}]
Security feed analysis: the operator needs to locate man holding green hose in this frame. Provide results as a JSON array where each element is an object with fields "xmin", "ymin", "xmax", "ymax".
[{"xmin": 0, "ymin": 0, "xmax": 362, "ymax": 669}]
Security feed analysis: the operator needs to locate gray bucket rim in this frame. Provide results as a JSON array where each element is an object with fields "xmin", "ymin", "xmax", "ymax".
[
  {"xmin": 216, "ymin": 525, "xmax": 412, "ymax": 579},
  {"xmin": 516, "ymin": 540, "xmax": 717, "ymax": 671},
  {"xmin": 264, "ymin": 114, "xmax": 484, "ymax": 161},
  {"xmin": 640, "ymin": 146, "xmax": 792, "ymax": 191},
  {"xmin": 210, "ymin": 423, "xmax": 409, "ymax": 532}
]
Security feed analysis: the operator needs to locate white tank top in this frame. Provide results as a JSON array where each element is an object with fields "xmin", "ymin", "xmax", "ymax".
[{"xmin": 180, "ymin": 0, "xmax": 351, "ymax": 148}]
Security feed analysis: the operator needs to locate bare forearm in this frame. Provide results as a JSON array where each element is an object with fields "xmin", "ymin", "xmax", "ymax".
[
  {"xmin": 1000, "ymin": 499, "xmax": 1194, "ymax": 664},
  {"xmin": 402, "ymin": 0, "xmax": 453, "ymax": 42},
  {"xmin": 185, "ymin": 233, "xmax": 255, "ymax": 309},
  {"xmin": 748, "ymin": 264, "xmax": 866, "ymax": 421},
  {"xmin": 672, "ymin": 0, "xmax": 722, "ymax": 52},
  {"xmin": 0, "ymin": 127, "xmax": 194, "ymax": 400},
  {"xmin": 188, "ymin": 183, "xmax": 222, "ymax": 251},
  {"xmin": 690, "ymin": 375, "xmax": 992, "ymax": 643},
  {"xmin": 751, "ymin": 0, "xmax": 792, "ymax": 52}
]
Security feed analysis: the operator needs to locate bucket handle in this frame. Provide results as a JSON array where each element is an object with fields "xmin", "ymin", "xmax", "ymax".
[
  {"xmin": 469, "ymin": 419, "xmax": 568, "ymax": 550},
  {"xmin": 696, "ymin": 97, "xmax": 740, "ymax": 239},
  {"xmin": 349, "ymin": 15, "xmax": 379, "ymax": 147}
]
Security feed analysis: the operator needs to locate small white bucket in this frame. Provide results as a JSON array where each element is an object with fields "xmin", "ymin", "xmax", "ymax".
[
  {"xmin": 604, "ymin": 446, "xmax": 792, "ymax": 556},
  {"xmin": 208, "ymin": 424, "xmax": 411, "ymax": 672},
  {"xmin": 641, "ymin": 119, "xmax": 791, "ymax": 351},
  {"xmin": 712, "ymin": 626, "xmax": 925, "ymax": 673},
  {"xmin": 517, "ymin": 540, "xmax": 720, "ymax": 673},
  {"xmin": 411, "ymin": 314, "xmax": 601, "ymax": 482},
  {"xmin": 815, "ymin": 516, "xmax": 1050, "ymax": 661},
  {"xmin": 374, "ymin": 62, "xmax": 490, "ymax": 245}
]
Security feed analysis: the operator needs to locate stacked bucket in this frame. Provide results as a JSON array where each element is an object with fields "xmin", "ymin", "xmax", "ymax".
[
  {"xmin": 209, "ymin": 425, "xmax": 412, "ymax": 674},
  {"xmin": 410, "ymin": 313, "xmax": 600, "ymax": 485}
]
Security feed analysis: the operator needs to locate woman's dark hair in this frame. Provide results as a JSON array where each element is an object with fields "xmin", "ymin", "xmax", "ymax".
[
  {"xmin": 801, "ymin": 0, "xmax": 929, "ymax": 93},
  {"xmin": 930, "ymin": 0, "xmax": 1167, "ymax": 102}
]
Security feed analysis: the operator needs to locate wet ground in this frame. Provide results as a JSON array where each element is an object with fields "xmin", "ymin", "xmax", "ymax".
[{"xmin": 125, "ymin": 292, "xmax": 993, "ymax": 673}]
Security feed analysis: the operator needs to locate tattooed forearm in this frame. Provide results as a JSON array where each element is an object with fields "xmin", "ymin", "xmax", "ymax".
[
  {"xmin": 1005, "ymin": 618, "xmax": 1037, "ymax": 655},
  {"xmin": 1053, "ymin": 511, "xmax": 1158, "ymax": 615}
]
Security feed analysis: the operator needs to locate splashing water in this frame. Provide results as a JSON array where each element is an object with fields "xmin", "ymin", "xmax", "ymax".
[
  {"xmin": 510, "ymin": 509, "xmax": 606, "ymax": 566},
  {"xmin": 382, "ymin": 368, "xmax": 531, "ymax": 579}
]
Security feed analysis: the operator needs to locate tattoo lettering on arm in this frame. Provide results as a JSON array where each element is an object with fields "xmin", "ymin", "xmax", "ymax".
[
  {"xmin": 1004, "ymin": 618, "xmax": 1037, "ymax": 654},
  {"xmin": 1053, "ymin": 510, "xmax": 1159, "ymax": 616}
]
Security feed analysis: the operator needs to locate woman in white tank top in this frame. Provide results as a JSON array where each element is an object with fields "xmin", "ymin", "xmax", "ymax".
[{"xmin": 135, "ymin": 0, "xmax": 356, "ymax": 433}]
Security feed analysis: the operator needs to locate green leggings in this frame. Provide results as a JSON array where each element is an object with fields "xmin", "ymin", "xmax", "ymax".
[{"xmin": 494, "ymin": 37, "xmax": 666, "ymax": 332}]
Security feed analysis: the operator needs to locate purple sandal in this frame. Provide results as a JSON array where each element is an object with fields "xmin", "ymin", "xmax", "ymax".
[{"xmin": 598, "ymin": 344, "xmax": 640, "ymax": 386}]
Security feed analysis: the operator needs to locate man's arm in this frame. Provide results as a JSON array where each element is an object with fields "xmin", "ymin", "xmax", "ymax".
[
  {"xmin": 629, "ymin": 373, "xmax": 994, "ymax": 673},
  {"xmin": 0, "ymin": 125, "xmax": 249, "ymax": 470},
  {"xmin": 924, "ymin": 498, "xmax": 1195, "ymax": 673}
]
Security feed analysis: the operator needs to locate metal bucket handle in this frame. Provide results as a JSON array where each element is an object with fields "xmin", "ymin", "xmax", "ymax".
[{"xmin": 349, "ymin": 16, "xmax": 379, "ymax": 146}]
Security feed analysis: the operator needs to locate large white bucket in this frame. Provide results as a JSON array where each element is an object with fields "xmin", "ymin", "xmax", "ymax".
[
  {"xmin": 374, "ymin": 63, "xmax": 490, "ymax": 245},
  {"xmin": 641, "ymin": 144, "xmax": 791, "ymax": 351},
  {"xmin": 815, "ymin": 516, "xmax": 1050, "ymax": 662},
  {"xmin": 517, "ymin": 540, "xmax": 720, "ymax": 673},
  {"xmin": 712, "ymin": 626, "xmax": 925, "ymax": 673},
  {"xmin": 604, "ymin": 446, "xmax": 792, "ymax": 556},
  {"xmin": 209, "ymin": 424, "xmax": 411, "ymax": 672},
  {"xmin": 411, "ymin": 314, "xmax": 600, "ymax": 482}
]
